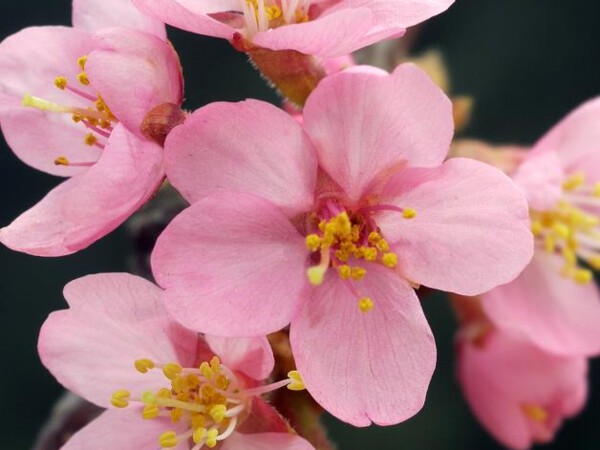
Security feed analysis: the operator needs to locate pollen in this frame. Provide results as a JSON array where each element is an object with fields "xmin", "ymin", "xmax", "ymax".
[
  {"xmin": 159, "ymin": 431, "xmax": 178, "ymax": 448},
  {"xmin": 135, "ymin": 358, "xmax": 155, "ymax": 373},
  {"xmin": 402, "ymin": 208, "xmax": 417, "ymax": 219},
  {"xmin": 77, "ymin": 71, "xmax": 90, "ymax": 85},
  {"xmin": 305, "ymin": 234, "xmax": 321, "ymax": 251},
  {"xmin": 54, "ymin": 156, "xmax": 69, "ymax": 166},
  {"xmin": 84, "ymin": 133, "xmax": 98, "ymax": 146},
  {"xmin": 358, "ymin": 297, "xmax": 374, "ymax": 313},
  {"xmin": 77, "ymin": 55, "xmax": 88, "ymax": 70},
  {"xmin": 111, "ymin": 390, "xmax": 131, "ymax": 408},
  {"xmin": 287, "ymin": 370, "xmax": 306, "ymax": 391},
  {"xmin": 54, "ymin": 76, "xmax": 68, "ymax": 90},
  {"xmin": 382, "ymin": 252, "xmax": 398, "ymax": 268}
]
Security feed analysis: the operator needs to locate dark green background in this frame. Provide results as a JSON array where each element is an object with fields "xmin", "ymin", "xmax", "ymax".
[{"xmin": 1, "ymin": 0, "xmax": 600, "ymax": 448}]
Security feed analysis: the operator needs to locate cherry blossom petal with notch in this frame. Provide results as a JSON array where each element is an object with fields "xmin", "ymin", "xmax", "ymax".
[
  {"xmin": 152, "ymin": 192, "xmax": 308, "ymax": 337},
  {"xmin": 378, "ymin": 158, "xmax": 532, "ymax": 295},
  {"xmin": 290, "ymin": 264, "xmax": 436, "ymax": 426}
]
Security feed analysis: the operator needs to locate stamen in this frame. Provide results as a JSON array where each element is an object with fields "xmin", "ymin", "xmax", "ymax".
[
  {"xmin": 159, "ymin": 431, "xmax": 178, "ymax": 448},
  {"xmin": 111, "ymin": 390, "xmax": 131, "ymax": 408},
  {"xmin": 135, "ymin": 358, "xmax": 155, "ymax": 373},
  {"xmin": 358, "ymin": 297, "xmax": 374, "ymax": 313},
  {"xmin": 77, "ymin": 72, "xmax": 90, "ymax": 86},
  {"xmin": 53, "ymin": 156, "xmax": 94, "ymax": 167},
  {"xmin": 287, "ymin": 370, "xmax": 306, "ymax": 391},
  {"xmin": 54, "ymin": 76, "xmax": 68, "ymax": 90},
  {"xmin": 77, "ymin": 55, "xmax": 88, "ymax": 70}
]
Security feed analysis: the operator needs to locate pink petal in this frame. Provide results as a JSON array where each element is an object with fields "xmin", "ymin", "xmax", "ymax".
[
  {"xmin": 0, "ymin": 124, "xmax": 164, "ymax": 256},
  {"xmin": 205, "ymin": 335, "xmax": 275, "ymax": 380},
  {"xmin": 132, "ymin": 0, "xmax": 235, "ymax": 39},
  {"xmin": 0, "ymin": 26, "xmax": 100, "ymax": 176},
  {"xmin": 164, "ymin": 100, "xmax": 317, "ymax": 217},
  {"xmin": 290, "ymin": 264, "xmax": 436, "ymax": 426},
  {"xmin": 532, "ymin": 97, "xmax": 600, "ymax": 183},
  {"xmin": 378, "ymin": 158, "xmax": 533, "ymax": 295},
  {"xmin": 481, "ymin": 251, "xmax": 600, "ymax": 356},
  {"xmin": 512, "ymin": 151, "xmax": 564, "ymax": 211},
  {"xmin": 151, "ymin": 192, "xmax": 308, "ymax": 337},
  {"xmin": 303, "ymin": 64, "xmax": 453, "ymax": 203},
  {"xmin": 86, "ymin": 28, "xmax": 183, "ymax": 135},
  {"xmin": 457, "ymin": 331, "xmax": 587, "ymax": 450},
  {"xmin": 72, "ymin": 0, "xmax": 167, "ymax": 38},
  {"xmin": 252, "ymin": 9, "xmax": 377, "ymax": 57},
  {"xmin": 220, "ymin": 432, "xmax": 315, "ymax": 450},
  {"xmin": 62, "ymin": 410, "xmax": 188, "ymax": 450},
  {"xmin": 38, "ymin": 273, "xmax": 198, "ymax": 408}
]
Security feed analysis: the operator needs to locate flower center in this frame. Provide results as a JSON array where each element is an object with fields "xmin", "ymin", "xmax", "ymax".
[
  {"xmin": 305, "ymin": 202, "xmax": 416, "ymax": 313},
  {"xmin": 239, "ymin": 0, "xmax": 310, "ymax": 37},
  {"xmin": 530, "ymin": 172, "xmax": 600, "ymax": 284},
  {"xmin": 21, "ymin": 55, "xmax": 117, "ymax": 168},
  {"xmin": 111, "ymin": 356, "xmax": 305, "ymax": 449}
]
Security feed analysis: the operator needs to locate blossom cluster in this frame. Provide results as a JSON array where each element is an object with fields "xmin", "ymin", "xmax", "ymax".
[{"xmin": 1, "ymin": 0, "xmax": 599, "ymax": 449}]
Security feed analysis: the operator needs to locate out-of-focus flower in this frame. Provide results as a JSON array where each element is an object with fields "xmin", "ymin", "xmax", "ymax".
[
  {"xmin": 0, "ymin": 1, "xmax": 184, "ymax": 256},
  {"xmin": 454, "ymin": 99, "xmax": 600, "ymax": 356},
  {"xmin": 39, "ymin": 273, "xmax": 313, "ymax": 450},
  {"xmin": 133, "ymin": 0, "xmax": 454, "ymax": 58},
  {"xmin": 457, "ymin": 325, "xmax": 587, "ymax": 450},
  {"xmin": 151, "ymin": 64, "xmax": 532, "ymax": 426}
]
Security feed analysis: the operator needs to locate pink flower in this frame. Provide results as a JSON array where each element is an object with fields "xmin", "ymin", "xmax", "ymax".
[
  {"xmin": 480, "ymin": 98, "xmax": 600, "ymax": 356},
  {"xmin": 457, "ymin": 328, "xmax": 587, "ymax": 450},
  {"xmin": 38, "ymin": 273, "xmax": 313, "ymax": 450},
  {"xmin": 151, "ymin": 64, "xmax": 533, "ymax": 426},
  {"xmin": 133, "ymin": 0, "xmax": 454, "ymax": 57},
  {"xmin": 0, "ymin": 1, "xmax": 183, "ymax": 256}
]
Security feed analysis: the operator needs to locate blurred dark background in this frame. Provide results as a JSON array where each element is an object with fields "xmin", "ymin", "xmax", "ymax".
[{"xmin": 1, "ymin": 0, "xmax": 600, "ymax": 448}]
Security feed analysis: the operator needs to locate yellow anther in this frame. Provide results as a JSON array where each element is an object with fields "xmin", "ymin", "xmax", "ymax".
[
  {"xmin": 307, "ymin": 266, "xmax": 326, "ymax": 286},
  {"xmin": 159, "ymin": 431, "xmax": 178, "ymax": 448},
  {"xmin": 358, "ymin": 297, "xmax": 374, "ymax": 313},
  {"xmin": 305, "ymin": 234, "xmax": 321, "ymax": 251},
  {"xmin": 193, "ymin": 427, "xmax": 207, "ymax": 444},
  {"xmin": 522, "ymin": 404, "xmax": 549, "ymax": 422},
  {"xmin": 191, "ymin": 414, "xmax": 206, "ymax": 429},
  {"xmin": 134, "ymin": 358, "xmax": 155, "ymax": 373},
  {"xmin": 210, "ymin": 404, "xmax": 227, "ymax": 423},
  {"xmin": 362, "ymin": 247, "xmax": 378, "ymax": 261},
  {"xmin": 382, "ymin": 252, "xmax": 398, "ymax": 268},
  {"xmin": 561, "ymin": 247, "xmax": 577, "ymax": 266},
  {"xmin": 335, "ymin": 249, "xmax": 350, "ymax": 262},
  {"xmin": 172, "ymin": 376, "xmax": 187, "ymax": 393},
  {"xmin": 375, "ymin": 239, "xmax": 390, "ymax": 252},
  {"xmin": 368, "ymin": 231, "xmax": 382, "ymax": 243},
  {"xmin": 72, "ymin": 114, "xmax": 82, "ymax": 123},
  {"xmin": 544, "ymin": 234, "xmax": 556, "ymax": 253},
  {"xmin": 54, "ymin": 156, "xmax": 70, "ymax": 166},
  {"xmin": 210, "ymin": 356, "xmax": 221, "ymax": 372},
  {"xmin": 54, "ymin": 76, "xmax": 68, "ymax": 90},
  {"xmin": 170, "ymin": 408, "xmax": 184, "ymax": 423},
  {"xmin": 142, "ymin": 404, "xmax": 160, "ymax": 419},
  {"xmin": 77, "ymin": 55, "xmax": 88, "ymax": 70},
  {"xmin": 205, "ymin": 428, "xmax": 219, "ymax": 448},
  {"xmin": 201, "ymin": 384, "xmax": 216, "ymax": 399},
  {"xmin": 265, "ymin": 5, "xmax": 282, "ymax": 20},
  {"xmin": 574, "ymin": 268, "xmax": 593, "ymax": 284},
  {"xmin": 200, "ymin": 361, "xmax": 214, "ymax": 380},
  {"xmin": 402, "ymin": 208, "xmax": 417, "ymax": 219},
  {"xmin": 84, "ymin": 133, "xmax": 97, "ymax": 146},
  {"xmin": 334, "ymin": 212, "xmax": 352, "ymax": 234},
  {"xmin": 111, "ymin": 390, "xmax": 131, "ymax": 408},
  {"xmin": 287, "ymin": 370, "xmax": 306, "ymax": 391},
  {"xmin": 77, "ymin": 72, "xmax": 90, "ymax": 85},
  {"xmin": 350, "ymin": 266, "xmax": 367, "ymax": 280},
  {"xmin": 531, "ymin": 220, "xmax": 543, "ymax": 236},
  {"xmin": 141, "ymin": 391, "xmax": 158, "ymax": 404},
  {"xmin": 562, "ymin": 172, "xmax": 585, "ymax": 191},
  {"xmin": 337, "ymin": 265, "xmax": 351, "ymax": 280},
  {"xmin": 157, "ymin": 388, "xmax": 171, "ymax": 398},
  {"xmin": 215, "ymin": 374, "xmax": 229, "ymax": 390},
  {"xmin": 588, "ymin": 255, "xmax": 600, "ymax": 270},
  {"xmin": 552, "ymin": 223, "xmax": 570, "ymax": 239},
  {"xmin": 163, "ymin": 363, "xmax": 183, "ymax": 380}
]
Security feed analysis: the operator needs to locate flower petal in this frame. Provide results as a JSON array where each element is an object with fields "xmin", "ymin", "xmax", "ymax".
[
  {"xmin": 303, "ymin": 64, "xmax": 453, "ymax": 203},
  {"xmin": 457, "ymin": 330, "xmax": 587, "ymax": 450},
  {"xmin": 38, "ymin": 273, "xmax": 198, "ymax": 408},
  {"xmin": 151, "ymin": 192, "xmax": 308, "ymax": 337},
  {"xmin": 132, "ymin": 0, "xmax": 235, "ymax": 39},
  {"xmin": 290, "ymin": 264, "xmax": 436, "ymax": 426},
  {"xmin": 481, "ymin": 251, "xmax": 600, "ymax": 356},
  {"xmin": 378, "ymin": 158, "xmax": 533, "ymax": 295},
  {"xmin": 86, "ymin": 28, "xmax": 183, "ymax": 135},
  {"xmin": 220, "ymin": 432, "xmax": 315, "ymax": 450},
  {"xmin": 0, "ymin": 26, "xmax": 99, "ymax": 176},
  {"xmin": 164, "ymin": 100, "xmax": 317, "ymax": 216},
  {"xmin": 0, "ymin": 124, "xmax": 164, "ymax": 256},
  {"xmin": 252, "ymin": 9, "xmax": 377, "ymax": 58},
  {"xmin": 205, "ymin": 335, "xmax": 275, "ymax": 380},
  {"xmin": 532, "ymin": 97, "xmax": 600, "ymax": 183},
  {"xmin": 72, "ymin": 0, "xmax": 167, "ymax": 38},
  {"xmin": 62, "ymin": 410, "xmax": 188, "ymax": 450},
  {"xmin": 512, "ymin": 151, "xmax": 564, "ymax": 211}
]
